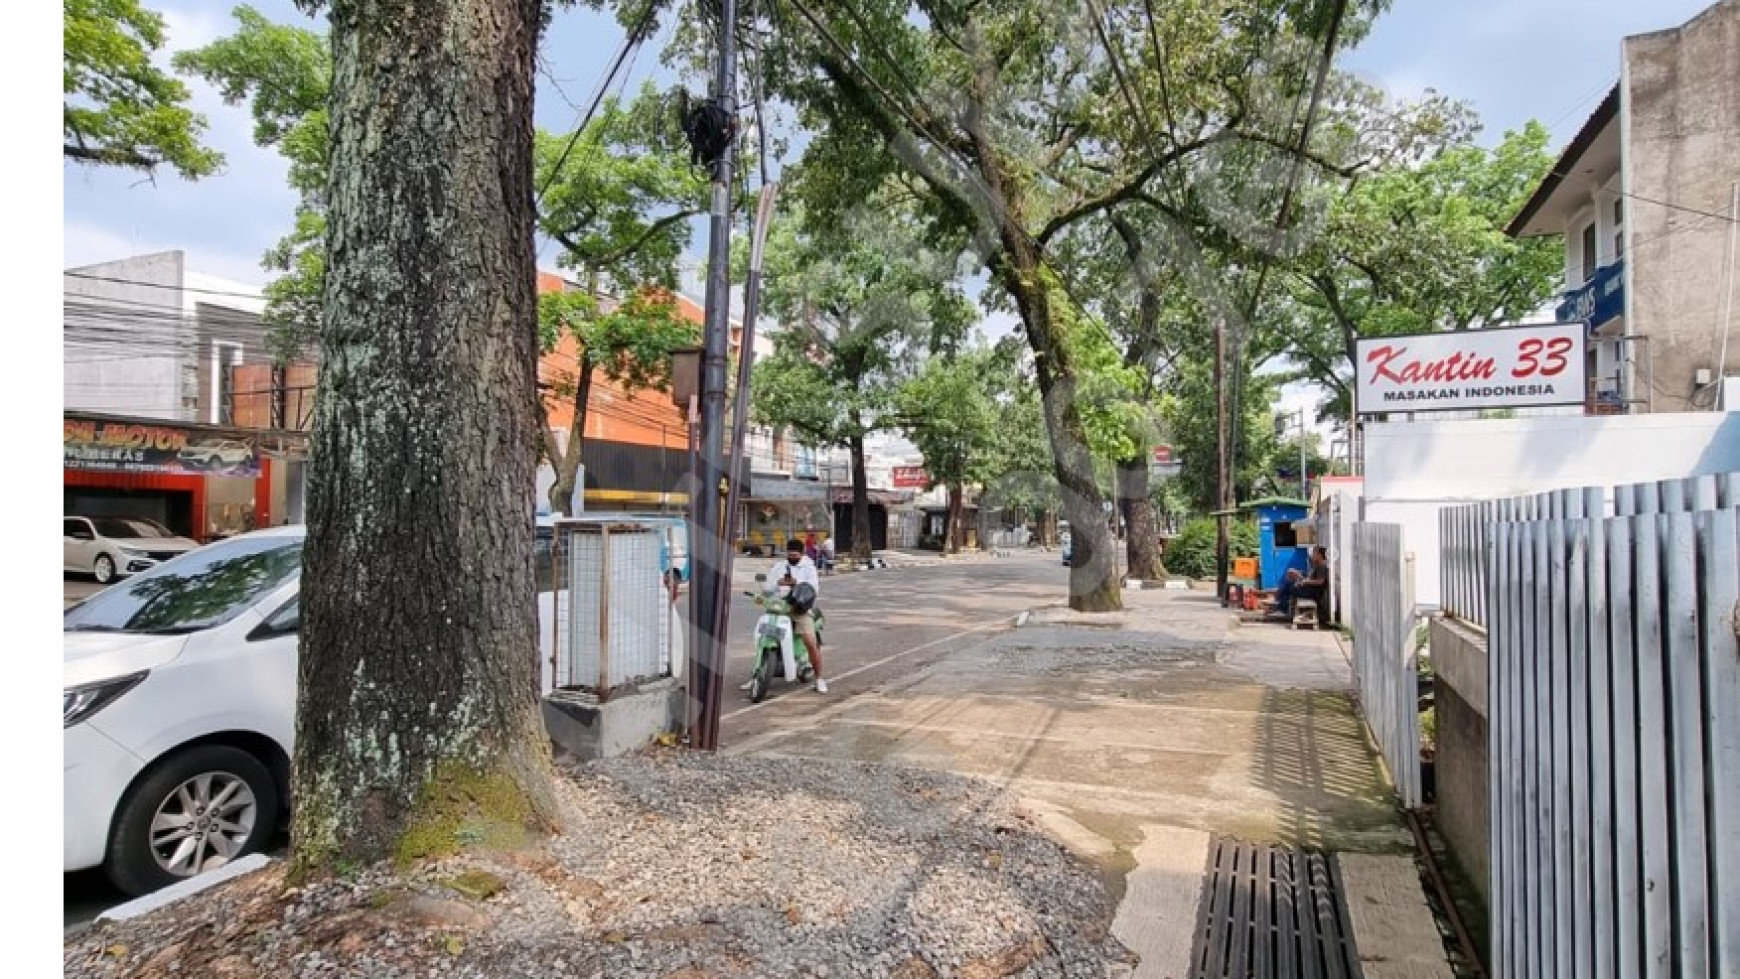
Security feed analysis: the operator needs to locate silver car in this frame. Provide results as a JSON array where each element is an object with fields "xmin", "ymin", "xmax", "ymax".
[{"xmin": 63, "ymin": 516, "xmax": 201, "ymax": 584}]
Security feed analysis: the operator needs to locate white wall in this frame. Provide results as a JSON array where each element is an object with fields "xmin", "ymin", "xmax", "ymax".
[{"xmin": 1363, "ymin": 411, "xmax": 1740, "ymax": 606}]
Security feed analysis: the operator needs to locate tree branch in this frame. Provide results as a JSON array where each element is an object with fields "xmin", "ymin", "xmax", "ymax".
[
  {"xmin": 1037, "ymin": 130, "xmax": 1232, "ymax": 245},
  {"xmin": 589, "ymin": 209, "xmax": 703, "ymax": 269},
  {"xmin": 64, "ymin": 142, "xmax": 158, "ymax": 170}
]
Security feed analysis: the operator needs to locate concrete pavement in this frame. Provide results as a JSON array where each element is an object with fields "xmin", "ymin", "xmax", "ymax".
[{"xmin": 726, "ymin": 584, "xmax": 1456, "ymax": 978}]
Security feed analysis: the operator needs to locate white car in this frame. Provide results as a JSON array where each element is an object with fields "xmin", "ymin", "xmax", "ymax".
[
  {"xmin": 64, "ymin": 515, "xmax": 201, "ymax": 584},
  {"xmin": 64, "ymin": 526, "xmax": 563, "ymax": 896},
  {"xmin": 177, "ymin": 438, "xmax": 254, "ymax": 468}
]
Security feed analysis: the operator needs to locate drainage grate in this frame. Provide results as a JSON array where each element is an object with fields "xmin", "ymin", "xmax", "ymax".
[{"xmin": 1187, "ymin": 837, "xmax": 1365, "ymax": 979}]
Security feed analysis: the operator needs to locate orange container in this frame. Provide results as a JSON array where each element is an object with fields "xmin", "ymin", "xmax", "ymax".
[{"xmin": 1232, "ymin": 557, "xmax": 1258, "ymax": 581}]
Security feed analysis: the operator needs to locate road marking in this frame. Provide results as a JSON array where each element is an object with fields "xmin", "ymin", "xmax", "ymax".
[{"xmin": 720, "ymin": 616, "xmax": 1014, "ymax": 720}]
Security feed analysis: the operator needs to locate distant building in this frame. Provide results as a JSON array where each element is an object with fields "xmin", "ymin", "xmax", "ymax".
[
  {"xmin": 63, "ymin": 251, "xmax": 308, "ymax": 539},
  {"xmin": 1507, "ymin": 0, "xmax": 1740, "ymax": 413}
]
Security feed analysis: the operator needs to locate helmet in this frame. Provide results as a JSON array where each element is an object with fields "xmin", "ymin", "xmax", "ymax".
[{"xmin": 789, "ymin": 582, "xmax": 817, "ymax": 615}]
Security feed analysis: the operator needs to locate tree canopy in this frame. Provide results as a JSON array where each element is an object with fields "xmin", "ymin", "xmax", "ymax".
[{"xmin": 66, "ymin": 0, "xmax": 221, "ymax": 178}]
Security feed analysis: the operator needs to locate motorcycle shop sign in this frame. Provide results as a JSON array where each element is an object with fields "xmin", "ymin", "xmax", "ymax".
[
  {"xmin": 1355, "ymin": 323, "xmax": 1586, "ymax": 414},
  {"xmin": 64, "ymin": 417, "xmax": 261, "ymax": 477}
]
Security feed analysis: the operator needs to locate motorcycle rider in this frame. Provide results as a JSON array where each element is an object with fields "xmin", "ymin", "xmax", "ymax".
[{"xmin": 769, "ymin": 538, "xmax": 826, "ymax": 693}]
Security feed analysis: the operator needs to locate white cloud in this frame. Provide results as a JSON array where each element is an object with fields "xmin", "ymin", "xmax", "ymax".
[
  {"xmin": 158, "ymin": 6, "xmax": 228, "ymax": 53},
  {"xmin": 64, "ymin": 217, "xmax": 270, "ymax": 286}
]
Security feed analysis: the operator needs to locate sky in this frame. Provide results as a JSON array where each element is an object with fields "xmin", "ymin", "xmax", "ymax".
[{"xmin": 59, "ymin": 0, "xmax": 1721, "ymax": 440}]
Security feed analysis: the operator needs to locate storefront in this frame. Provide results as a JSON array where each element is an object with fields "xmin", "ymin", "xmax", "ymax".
[{"xmin": 63, "ymin": 411, "xmax": 304, "ymax": 542}]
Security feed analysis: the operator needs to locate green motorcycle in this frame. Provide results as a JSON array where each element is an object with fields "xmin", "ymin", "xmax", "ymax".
[{"xmin": 744, "ymin": 582, "xmax": 824, "ymax": 704}]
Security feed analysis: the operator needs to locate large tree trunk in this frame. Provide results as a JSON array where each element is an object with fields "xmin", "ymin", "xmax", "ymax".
[
  {"xmin": 1117, "ymin": 456, "xmax": 1166, "ymax": 580},
  {"xmin": 999, "ymin": 252, "xmax": 1120, "ymax": 612},
  {"xmin": 293, "ymin": 0, "xmax": 556, "ymax": 879},
  {"xmin": 849, "ymin": 428, "xmax": 872, "ymax": 560},
  {"xmin": 547, "ymin": 360, "xmax": 594, "ymax": 515}
]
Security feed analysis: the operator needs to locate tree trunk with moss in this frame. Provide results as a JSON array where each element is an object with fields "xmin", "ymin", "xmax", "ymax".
[
  {"xmin": 1117, "ymin": 457, "xmax": 1167, "ymax": 581},
  {"xmin": 292, "ymin": 0, "xmax": 556, "ymax": 878}
]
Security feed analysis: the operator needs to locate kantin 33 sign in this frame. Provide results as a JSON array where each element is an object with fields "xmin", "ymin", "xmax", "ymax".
[{"xmin": 1355, "ymin": 323, "xmax": 1587, "ymax": 414}]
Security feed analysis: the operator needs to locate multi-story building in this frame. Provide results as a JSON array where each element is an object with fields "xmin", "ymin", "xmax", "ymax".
[
  {"xmin": 63, "ymin": 251, "xmax": 308, "ymax": 539},
  {"xmin": 1507, "ymin": 0, "xmax": 1740, "ymax": 413}
]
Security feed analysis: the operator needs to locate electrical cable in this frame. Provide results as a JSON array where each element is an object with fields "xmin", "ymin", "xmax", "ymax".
[{"xmin": 536, "ymin": 1, "xmax": 660, "ymax": 206}]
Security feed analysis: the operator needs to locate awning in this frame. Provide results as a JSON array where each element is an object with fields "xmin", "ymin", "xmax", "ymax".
[{"xmin": 831, "ymin": 487, "xmax": 913, "ymax": 507}]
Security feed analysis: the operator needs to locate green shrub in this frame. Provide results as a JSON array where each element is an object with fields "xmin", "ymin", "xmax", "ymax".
[{"xmin": 1165, "ymin": 517, "xmax": 1259, "ymax": 579}]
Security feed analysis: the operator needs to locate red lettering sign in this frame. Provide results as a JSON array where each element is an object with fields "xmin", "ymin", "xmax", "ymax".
[{"xmin": 1365, "ymin": 344, "xmax": 1497, "ymax": 385}]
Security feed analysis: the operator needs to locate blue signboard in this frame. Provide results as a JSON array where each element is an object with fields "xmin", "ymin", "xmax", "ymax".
[{"xmin": 1556, "ymin": 260, "xmax": 1624, "ymax": 329}]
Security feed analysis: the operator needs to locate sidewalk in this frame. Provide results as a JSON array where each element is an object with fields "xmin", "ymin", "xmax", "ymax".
[{"xmin": 727, "ymin": 586, "xmax": 1457, "ymax": 979}]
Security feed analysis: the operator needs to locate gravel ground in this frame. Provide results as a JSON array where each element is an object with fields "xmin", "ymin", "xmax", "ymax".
[{"xmin": 65, "ymin": 751, "xmax": 1134, "ymax": 979}]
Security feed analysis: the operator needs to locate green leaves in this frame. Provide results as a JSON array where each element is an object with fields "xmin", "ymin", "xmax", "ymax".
[
  {"xmin": 176, "ymin": 6, "xmax": 332, "ymax": 358},
  {"xmin": 749, "ymin": 194, "xmax": 970, "ymax": 448},
  {"xmin": 538, "ymin": 288, "xmax": 697, "ymax": 392},
  {"xmin": 65, "ymin": 0, "xmax": 221, "ymax": 178},
  {"xmin": 893, "ymin": 347, "xmax": 1002, "ymax": 489},
  {"xmin": 534, "ymin": 82, "xmax": 709, "ymax": 289},
  {"xmin": 1281, "ymin": 118, "xmax": 1563, "ymax": 416}
]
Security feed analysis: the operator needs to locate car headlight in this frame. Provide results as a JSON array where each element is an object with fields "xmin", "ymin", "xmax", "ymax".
[
  {"xmin": 63, "ymin": 672, "xmax": 148, "ymax": 728},
  {"xmin": 117, "ymin": 546, "xmax": 148, "ymax": 557}
]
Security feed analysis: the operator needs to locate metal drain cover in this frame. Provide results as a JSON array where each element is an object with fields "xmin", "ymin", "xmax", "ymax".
[{"xmin": 1187, "ymin": 837, "xmax": 1365, "ymax": 979}]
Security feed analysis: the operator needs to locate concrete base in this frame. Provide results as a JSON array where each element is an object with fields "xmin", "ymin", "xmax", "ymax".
[
  {"xmin": 542, "ymin": 679, "xmax": 684, "ymax": 760},
  {"xmin": 1428, "ymin": 616, "xmax": 1489, "ymax": 908}
]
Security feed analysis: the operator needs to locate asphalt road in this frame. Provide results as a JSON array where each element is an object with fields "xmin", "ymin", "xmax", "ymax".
[{"xmin": 62, "ymin": 550, "xmax": 1071, "ymax": 933}]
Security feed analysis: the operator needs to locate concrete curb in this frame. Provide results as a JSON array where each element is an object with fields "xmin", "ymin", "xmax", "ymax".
[{"xmin": 95, "ymin": 854, "xmax": 273, "ymax": 926}]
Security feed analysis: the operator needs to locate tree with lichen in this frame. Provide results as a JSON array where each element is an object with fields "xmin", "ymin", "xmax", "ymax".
[{"xmin": 288, "ymin": 0, "xmax": 558, "ymax": 880}]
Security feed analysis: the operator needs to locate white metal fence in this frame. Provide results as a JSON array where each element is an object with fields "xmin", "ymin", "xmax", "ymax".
[
  {"xmin": 1442, "ymin": 475, "xmax": 1740, "ymax": 632},
  {"xmin": 1484, "ymin": 474, "xmax": 1740, "ymax": 979},
  {"xmin": 551, "ymin": 521, "xmax": 671, "ymax": 695},
  {"xmin": 1350, "ymin": 522, "xmax": 1423, "ymax": 809},
  {"xmin": 1314, "ymin": 493, "xmax": 1354, "ymax": 626}
]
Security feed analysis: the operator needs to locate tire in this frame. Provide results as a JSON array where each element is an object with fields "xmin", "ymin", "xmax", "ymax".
[
  {"xmin": 748, "ymin": 658, "xmax": 770, "ymax": 704},
  {"xmin": 106, "ymin": 745, "xmax": 279, "ymax": 897},
  {"xmin": 93, "ymin": 553, "xmax": 116, "ymax": 585}
]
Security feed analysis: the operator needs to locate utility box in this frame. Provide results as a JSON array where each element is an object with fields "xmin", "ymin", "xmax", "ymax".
[{"xmin": 1248, "ymin": 497, "xmax": 1312, "ymax": 591}]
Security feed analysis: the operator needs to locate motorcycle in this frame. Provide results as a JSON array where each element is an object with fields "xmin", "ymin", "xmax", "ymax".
[{"xmin": 744, "ymin": 574, "xmax": 825, "ymax": 703}]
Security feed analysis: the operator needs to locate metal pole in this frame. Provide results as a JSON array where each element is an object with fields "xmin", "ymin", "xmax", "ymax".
[
  {"xmin": 1297, "ymin": 414, "xmax": 1308, "ymax": 500},
  {"xmin": 689, "ymin": 0, "xmax": 739, "ymax": 753},
  {"xmin": 1214, "ymin": 313, "xmax": 1229, "ymax": 601},
  {"xmin": 711, "ymin": 184, "xmax": 779, "ymax": 700}
]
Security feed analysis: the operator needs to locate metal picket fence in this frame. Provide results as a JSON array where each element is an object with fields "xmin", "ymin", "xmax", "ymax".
[
  {"xmin": 1350, "ymin": 522, "xmax": 1422, "ymax": 809},
  {"xmin": 1485, "ymin": 473, "xmax": 1740, "ymax": 979}
]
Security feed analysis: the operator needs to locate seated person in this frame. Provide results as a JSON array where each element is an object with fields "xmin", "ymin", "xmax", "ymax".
[
  {"xmin": 1267, "ymin": 568, "xmax": 1305, "ymax": 617},
  {"xmin": 1291, "ymin": 546, "xmax": 1331, "ymax": 624}
]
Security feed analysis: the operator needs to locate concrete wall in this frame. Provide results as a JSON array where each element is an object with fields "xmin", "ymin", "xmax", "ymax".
[
  {"xmin": 1431, "ymin": 617, "xmax": 1490, "ymax": 910},
  {"xmin": 64, "ymin": 252, "xmax": 189, "ymax": 421},
  {"xmin": 1624, "ymin": 0, "xmax": 1740, "ymax": 410},
  {"xmin": 1362, "ymin": 412, "xmax": 1740, "ymax": 606}
]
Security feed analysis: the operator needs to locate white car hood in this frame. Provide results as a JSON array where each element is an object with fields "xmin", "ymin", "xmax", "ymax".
[
  {"xmin": 63, "ymin": 631, "xmax": 190, "ymax": 687},
  {"xmin": 110, "ymin": 536, "xmax": 199, "ymax": 551}
]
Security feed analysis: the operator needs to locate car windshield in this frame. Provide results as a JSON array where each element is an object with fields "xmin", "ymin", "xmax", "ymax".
[
  {"xmin": 91, "ymin": 517, "xmax": 175, "ymax": 539},
  {"xmin": 64, "ymin": 535, "xmax": 303, "ymax": 634}
]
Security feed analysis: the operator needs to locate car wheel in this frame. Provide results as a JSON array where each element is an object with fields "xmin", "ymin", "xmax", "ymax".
[
  {"xmin": 105, "ymin": 745, "xmax": 279, "ymax": 897},
  {"xmin": 92, "ymin": 554, "xmax": 116, "ymax": 584}
]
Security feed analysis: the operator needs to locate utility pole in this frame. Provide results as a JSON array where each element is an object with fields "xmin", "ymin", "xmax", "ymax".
[
  {"xmin": 711, "ymin": 184, "xmax": 780, "ymax": 722},
  {"xmin": 687, "ymin": 0, "xmax": 740, "ymax": 752},
  {"xmin": 1214, "ymin": 313, "xmax": 1230, "ymax": 602}
]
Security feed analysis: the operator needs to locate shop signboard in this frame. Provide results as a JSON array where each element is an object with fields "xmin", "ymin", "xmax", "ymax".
[
  {"xmin": 1355, "ymin": 323, "xmax": 1587, "ymax": 414},
  {"xmin": 64, "ymin": 417, "xmax": 261, "ymax": 477},
  {"xmin": 891, "ymin": 465, "xmax": 929, "ymax": 488}
]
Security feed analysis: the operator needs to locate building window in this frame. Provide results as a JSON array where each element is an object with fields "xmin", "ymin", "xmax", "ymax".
[
  {"xmin": 1581, "ymin": 222, "xmax": 1598, "ymax": 283},
  {"xmin": 211, "ymin": 342, "xmax": 242, "ymax": 425},
  {"xmin": 1612, "ymin": 199, "xmax": 1624, "ymax": 258}
]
